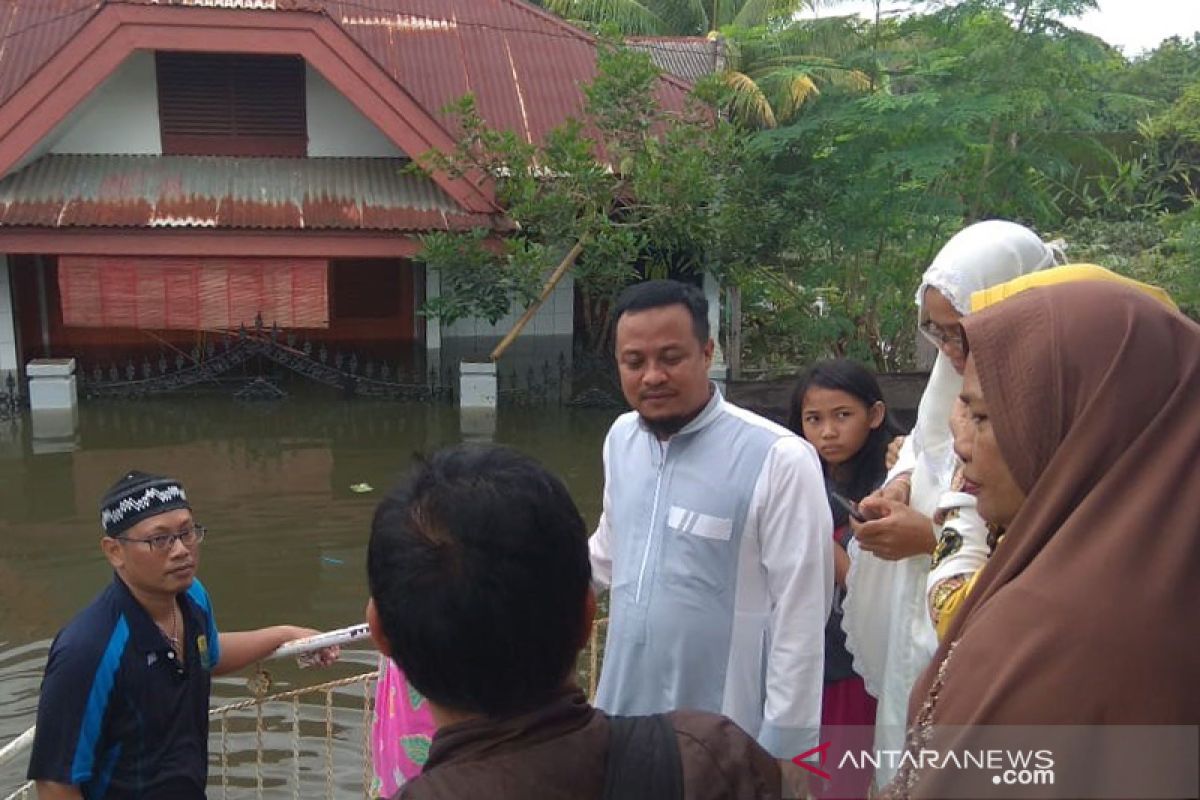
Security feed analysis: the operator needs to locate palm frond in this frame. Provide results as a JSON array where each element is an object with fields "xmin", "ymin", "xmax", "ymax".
[
  {"xmin": 756, "ymin": 68, "xmax": 821, "ymax": 120},
  {"xmin": 545, "ymin": 0, "xmax": 667, "ymax": 34},
  {"xmin": 722, "ymin": 70, "xmax": 778, "ymax": 128},
  {"xmin": 745, "ymin": 57, "xmax": 870, "ymax": 92},
  {"xmin": 649, "ymin": 0, "xmax": 709, "ymax": 34},
  {"xmin": 730, "ymin": 0, "xmax": 776, "ymax": 29},
  {"xmin": 731, "ymin": 0, "xmax": 809, "ymax": 28}
]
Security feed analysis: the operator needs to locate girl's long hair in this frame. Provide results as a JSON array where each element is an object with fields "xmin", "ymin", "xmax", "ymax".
[{"xmin": 787, "ymin": 359, "xmax": 902, "ymax": 514}]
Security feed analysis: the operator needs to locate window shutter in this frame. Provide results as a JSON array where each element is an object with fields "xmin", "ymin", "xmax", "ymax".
[
  {"xmin": 157, "ymin": 52, "xmax": 307, "ymax": 157},
  {"xmin": 59, "ymin": 257, "xmax": 329, "ymax": 330}
]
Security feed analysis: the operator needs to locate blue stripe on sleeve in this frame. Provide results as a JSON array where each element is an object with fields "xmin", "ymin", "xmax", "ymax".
[
  {"xmin": 70, "ymin": 615, "xmax": 129, "ymax": 783},
  {"xmin": 84, "ymin": 741, "xmax": 122, "ymax": 800},
  {"xmin": 186, "ymin": 579, "xmax": 220, "ymax": 668}
]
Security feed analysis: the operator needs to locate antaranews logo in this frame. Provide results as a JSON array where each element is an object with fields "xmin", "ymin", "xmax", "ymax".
[
  {"xmin": 790, "ymin": 741, "xmax": 833, "ymax": 780},
  {"xmin": 794, "ymin": 744, "xmax": 1055, "ymax": 788}
]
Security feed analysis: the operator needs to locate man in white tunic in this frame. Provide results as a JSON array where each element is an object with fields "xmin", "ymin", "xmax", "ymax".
[{"xmin": 590, "ymin": 280, "xmax": 833, "ymax": 768}]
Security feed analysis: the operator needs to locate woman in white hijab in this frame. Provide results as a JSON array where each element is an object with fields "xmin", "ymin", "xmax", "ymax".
[{"xmin": 840, "ymin": 220, "xmax": 1062, "ymax": 787}]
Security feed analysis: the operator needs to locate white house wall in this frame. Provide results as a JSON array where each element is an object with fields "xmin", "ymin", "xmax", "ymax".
[
  {"xmin": 439, "ymin": 271, "xmax": 575, "ymax": 340},
  {"xmin": 48, "ymin": 51, "xmax": 163, "ymax": 157},
  {"xmin": 0, "ymin": 256, "xmax": 19, "ymax": 381},
  {"xmin": 306, "ymin": 65, "xmax": 405, "ymax": 158},
  {"xmin": 28, "ymin": 55, "xmax": 405, "ymax": 164}
]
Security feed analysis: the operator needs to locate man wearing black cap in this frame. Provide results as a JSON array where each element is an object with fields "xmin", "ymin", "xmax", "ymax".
[{"xmin": 27, "ymin": 471, "xmax": 337, "ymax": 800}]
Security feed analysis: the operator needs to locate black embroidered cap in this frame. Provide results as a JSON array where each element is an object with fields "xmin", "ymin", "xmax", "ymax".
[{"xmin": 100, "ymin": 470, "xmax": 190, "ymax": 537}]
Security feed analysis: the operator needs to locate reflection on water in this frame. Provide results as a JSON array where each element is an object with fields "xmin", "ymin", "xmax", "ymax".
[{"xmin": 0, "ymin": 397, "xmax": 617, "ymax": 795}]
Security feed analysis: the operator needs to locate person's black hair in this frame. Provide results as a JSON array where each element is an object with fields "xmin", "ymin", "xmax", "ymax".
[
  {"xmin": 787, "ymin": 359, "xmax": 902, "ymax": 522},
  {"xmin": 611, "ymin": 279, "xmax": 709, "ymax": 343},
  {"xmin": 367, "ymin": 444, "xmax": 591, "ymax": 719}
]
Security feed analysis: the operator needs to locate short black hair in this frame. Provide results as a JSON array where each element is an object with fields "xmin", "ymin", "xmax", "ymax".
[
  {"xmin": 612, "ymin": 279, "xmax": 709, "ymax": 343},
  {"xmin": 787, "ymin": 358, "xmax": 902, "ymax": 507},
  {"xmin": 367, "ymin": 444, "xmax": 591, "ymax": 718}
]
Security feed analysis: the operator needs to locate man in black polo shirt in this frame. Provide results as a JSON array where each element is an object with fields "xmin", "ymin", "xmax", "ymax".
[{"xmin": 27, "ymin": 471, "xmax": 338, "ymax": 800}]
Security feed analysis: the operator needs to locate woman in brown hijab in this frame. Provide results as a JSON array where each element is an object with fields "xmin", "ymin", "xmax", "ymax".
[{"xmin": 889, "ymin": 281, "xmax": 1200, "ymax": 799}]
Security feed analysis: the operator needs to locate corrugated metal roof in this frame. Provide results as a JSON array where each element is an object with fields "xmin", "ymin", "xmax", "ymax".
[
  {"xmin": 626, "ymin": 36, "xmax": 725, "ymax": 84},
  {"xmin": 0, "ymin": 0, "xmax": 694, "ymax": 146},
  {"xmin": 0, "ymin": 154, "xmax": 506, "ymax": 230}
]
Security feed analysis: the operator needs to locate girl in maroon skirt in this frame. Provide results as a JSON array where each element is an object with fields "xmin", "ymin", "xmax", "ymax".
[{"xmin": 789, "ymin": 359, "xmax": 901, "ymax": 799}]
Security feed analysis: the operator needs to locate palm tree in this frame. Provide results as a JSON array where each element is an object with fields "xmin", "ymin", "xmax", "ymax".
[
  {"xmin": 720, "ymin": 16, "xmax": 871, "ymax": 128},
  {"xmin": 536, "ymin": 0, "xmax": 809, "ymax": 36},
  {"xmin": 534, "ymin": 0, "xmax": 871, "ymax": 127}
]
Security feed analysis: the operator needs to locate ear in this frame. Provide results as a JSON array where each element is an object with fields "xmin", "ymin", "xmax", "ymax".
[
  {"xmin": 100, "ymin": 536, "xmax": 124, "ymax": 571},
  {"xmin": 702, "ymin": 337, "xmax": 714, "ymax": 369},
  {"xmin": 365, "ymin": 598, "xmax": 393, "ymax": 658},
  {"xmin": 577, "ymin": 587, "xmax": 597, "ymax": 651},
  {"xmin": 868, "ymin": 401, "xmax": 886, "ymax": 430}
]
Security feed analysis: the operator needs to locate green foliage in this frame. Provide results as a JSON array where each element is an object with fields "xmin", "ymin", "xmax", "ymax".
[
  {"xmin": 411, "ymin": 42, "xmax": 754, "ymax": 351},
  {"xmin": 418, "ymin": 229, "xmax": 545, "ymax": 326},
  {"xmin": 1054, "ymin": 214, "xmax": 1200, "ymax": 319},
  {"xmin": 535, "ymin": 0, "xmax": 808, "ymax": 36},
  {"xmin": 426, "ymin": 2, "xmax": 1198, "ymax": 371},
  {"xmin": 727, "ymin": 0, "xmax": 1199, "ymax": 372}
]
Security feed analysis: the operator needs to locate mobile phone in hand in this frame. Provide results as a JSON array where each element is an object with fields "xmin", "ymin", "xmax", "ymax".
[{"xmin": 830, "ymin": 492, "xmax": 866, "ymax": 523}]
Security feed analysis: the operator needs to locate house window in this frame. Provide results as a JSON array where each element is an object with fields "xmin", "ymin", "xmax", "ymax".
[
  {"xmin": 156, "ymin": 52, "xmax": 307, "ymax": 157},
  {"xmin": 330, "ymin": 260, "xmax": 403, "ymax": 320}
]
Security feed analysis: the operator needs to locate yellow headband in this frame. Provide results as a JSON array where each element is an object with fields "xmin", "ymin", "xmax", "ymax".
[{"xmin": 970, "ymin": 264, "xmax": 1177, "ymax": 313}]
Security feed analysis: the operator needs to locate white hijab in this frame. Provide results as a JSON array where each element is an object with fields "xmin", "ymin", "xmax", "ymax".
[
  {"xmin": 842, "ymin": 220, "xmax": 1062, "ymax": 787},
  {"xmin": 895, "ymin": 220, "xmax": 1066, "ymax": 502}
]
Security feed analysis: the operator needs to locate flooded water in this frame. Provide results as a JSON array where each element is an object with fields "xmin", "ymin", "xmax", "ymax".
[{"xmin": 0, "ymin": 397, "xmax": 618, "ymax": 796}]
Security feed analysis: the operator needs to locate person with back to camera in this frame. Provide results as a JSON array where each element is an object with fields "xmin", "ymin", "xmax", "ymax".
[{"xmin": 364, "ymin": 444, "xmax": 784, "ymax": 799}]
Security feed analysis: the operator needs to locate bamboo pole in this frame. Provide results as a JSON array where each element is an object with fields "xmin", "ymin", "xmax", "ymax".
[{"xmin": 489, "ymin": 240, "xmax": 585, "ymax": 362}]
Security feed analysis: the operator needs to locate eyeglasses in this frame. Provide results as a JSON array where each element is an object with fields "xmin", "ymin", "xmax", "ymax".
[
  {"xmin": 116, "ymin": 525, "xmax": 207, "ymax": 553},
  {"xmin": 919, "ymin": 319, "xmax": 965, "ymax": 351}
]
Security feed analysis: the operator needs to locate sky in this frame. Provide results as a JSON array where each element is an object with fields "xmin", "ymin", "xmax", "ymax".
[{"xmin": 808, "ymin": 0, "xmax": 1200, "ymax": 56}]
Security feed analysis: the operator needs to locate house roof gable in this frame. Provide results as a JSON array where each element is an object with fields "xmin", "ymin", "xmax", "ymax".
[{"xmin": 0, "ymin": 1, "xmax": 695, "ymax": 177}]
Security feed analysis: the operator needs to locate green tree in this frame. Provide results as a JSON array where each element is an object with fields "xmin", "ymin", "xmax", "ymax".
[
  {"xmin": 535, "ymin": 0, "xmax": 808, "ymax": 36},
  {"xmin": 536, "ymin": 0, "xmax": 870, "ymax": 127},
  {"xmin": 412, "ymin": 43, "xmax": 761, "ymax": 354},
  {"xmin": 726, "ymin": 0, "xmax": 1178, "ymax": 372}
]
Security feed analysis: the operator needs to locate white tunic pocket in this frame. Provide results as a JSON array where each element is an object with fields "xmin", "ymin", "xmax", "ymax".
[{"xmin": 666, "ymin": 505, "xmax": 734, "ymax": 541}]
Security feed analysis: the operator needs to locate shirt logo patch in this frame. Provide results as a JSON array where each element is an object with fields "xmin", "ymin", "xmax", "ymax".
[{"xmin": 197, "ymin": 634, "xmax": 211, "ymax": 670}]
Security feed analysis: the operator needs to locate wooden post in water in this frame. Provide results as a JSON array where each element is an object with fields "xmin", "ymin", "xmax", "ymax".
[{"xmin": 490, "ymin": 240, "xmax": 584, "ymax": 362}]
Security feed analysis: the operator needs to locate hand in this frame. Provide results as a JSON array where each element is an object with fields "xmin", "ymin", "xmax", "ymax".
[
  {"xmin": 851, "ymin": 497, "xmax": 935, "ymax": 560},
  {"xmin": 869, "ymin": 474, "xmax": 912, "ymax": 506},
  {"xmin": 281, "ymin": 626, "xmax": 341, "ymax": 669},
  {"xmin": 886, "ymin": 435, "xmax": 907, "ymax": 470}
]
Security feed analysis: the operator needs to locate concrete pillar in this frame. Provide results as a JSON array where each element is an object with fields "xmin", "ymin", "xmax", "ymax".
[
  {"xmin": 27, "ymin": 358, "xmax": 79, "ymax": 454},
  {"xmin": 459, "ymin": 361, "xmax": 497, "ymax": 409},
  {"xmin": 27, "ymin": 358, "xmax": 77, "ymax": 411},
  {"xmin": 459, "ymin": 360, "xmax": 497, "ymax": 441},
  {"xmin": 703, "ymin": 271, "xmax": 728, "ymax": 387},
  {"xmin": 425, "ymin": 265, "xmax": 442, "ymax": 353},
  {"xmin": 0, "ymin": 255, "xmax": 18, "ymax": 388}
]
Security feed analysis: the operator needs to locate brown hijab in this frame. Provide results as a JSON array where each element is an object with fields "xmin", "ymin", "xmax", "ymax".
[{"xmin": 897, "ymin": 282, "xmax": 1200, "ymax": 796}]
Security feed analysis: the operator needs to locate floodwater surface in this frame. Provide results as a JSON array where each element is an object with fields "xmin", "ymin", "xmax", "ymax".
[{"xmin": 0, "ymin": 397, "xmax": 617, "ymax": 796}]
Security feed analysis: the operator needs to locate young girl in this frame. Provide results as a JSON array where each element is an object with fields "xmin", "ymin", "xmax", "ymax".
[
  {"xmin": 371, "ymin": 656, "xmax": 436, "ymax": 796},
  {"xmin": 788, "ymin": 358, "xmax": 900, "ymax": 799}
]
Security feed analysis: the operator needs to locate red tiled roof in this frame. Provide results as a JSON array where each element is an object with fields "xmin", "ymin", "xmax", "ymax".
[
  {"xmin": 0, "ymin": 0, "xmax": 694, "ymax": 146},
  {"xmin": 0, "ymin": 154, "xmax": 508, "ymax": 231}
]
